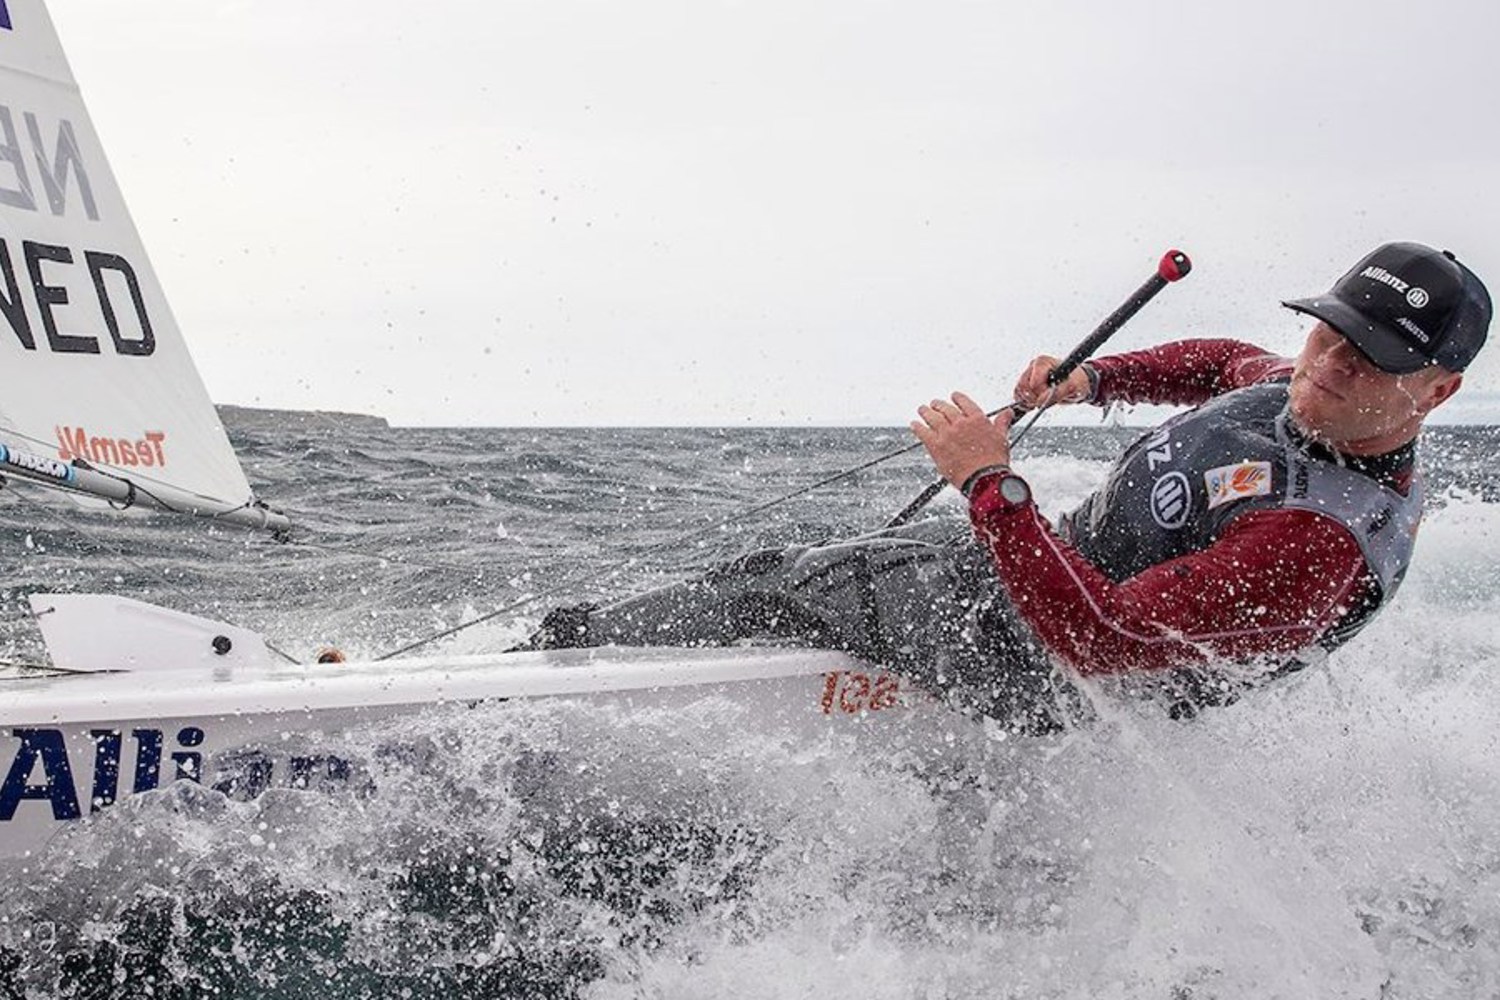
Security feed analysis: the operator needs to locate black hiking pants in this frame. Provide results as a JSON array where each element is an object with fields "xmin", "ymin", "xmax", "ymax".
[{"xmin": 536, "ymin": 519, "xmax": 1082, "ymax": 732}]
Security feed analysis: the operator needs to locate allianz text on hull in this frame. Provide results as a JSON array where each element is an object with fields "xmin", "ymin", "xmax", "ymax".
[{"xmin": 1, "ymin": 595, "xmax": 920, "ymax": 860}]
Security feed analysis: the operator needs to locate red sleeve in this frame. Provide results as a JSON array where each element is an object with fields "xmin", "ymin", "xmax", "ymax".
[
  {"xmin": 967, "ymin": 475, "xmax": 1372, "ymax": 675},
  {"xmin": 1091, "ymin": 339, "xmax": 1293, "ymax": 407}
]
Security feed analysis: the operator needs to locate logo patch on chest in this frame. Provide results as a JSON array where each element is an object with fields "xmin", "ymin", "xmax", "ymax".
[
  {"xmin": 1150, "ymin": 471, "xmax": 1192, "ymax": 529},
  {"xmin": 1205, "ymin": 461, "xmax": 1272, "ymax": 510}
]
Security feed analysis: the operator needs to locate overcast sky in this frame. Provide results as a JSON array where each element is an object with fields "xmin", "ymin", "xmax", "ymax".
[{"xmin": 49, "ymin": 0, "xmax": 1500, "ymax": 426}]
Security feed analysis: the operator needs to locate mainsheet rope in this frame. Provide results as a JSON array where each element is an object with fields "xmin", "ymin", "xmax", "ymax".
[{"xmin": 368, "ymin": 396, "xmax": 1062, "ymax": 660}]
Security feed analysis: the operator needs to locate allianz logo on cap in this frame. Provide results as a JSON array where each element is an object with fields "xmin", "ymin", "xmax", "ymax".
[
  {"xmin": 1361, "ymin": 265, "xmax": 1410, "ymax": 294},
  {"xmin": 1361, "ymin": 265, "xmax": 1430, "ymax": 311}
]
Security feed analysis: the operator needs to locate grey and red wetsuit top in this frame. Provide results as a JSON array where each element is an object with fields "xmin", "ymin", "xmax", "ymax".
[{"xmin": 967, "ymin": 338, "xmax": 1423, "ymax": 678}]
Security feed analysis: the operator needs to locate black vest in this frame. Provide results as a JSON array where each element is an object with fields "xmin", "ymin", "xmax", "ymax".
[{"xmin": 1059, "ymin": 381, "xmax": 1422, "ymax": 657}]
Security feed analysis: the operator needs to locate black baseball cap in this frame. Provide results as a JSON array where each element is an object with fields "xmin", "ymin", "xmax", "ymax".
[{"xmin": 1282, "ymin": 242, "xmax": 1492, "ymax": 374}]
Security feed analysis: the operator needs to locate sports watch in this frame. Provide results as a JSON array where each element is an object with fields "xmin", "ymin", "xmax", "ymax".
[
  {"xmin": 959, "ymin": 465, "xmax": 1031, "ymax": 505},
  {"xmin": 996, "ymin": 472, "xmax": 1031, "ymax": 505}
]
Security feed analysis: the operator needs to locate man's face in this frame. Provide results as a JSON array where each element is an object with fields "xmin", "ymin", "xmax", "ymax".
[{"xmin": 1288, "ymin": 322, "xmax": 1461, "ymax": 452}]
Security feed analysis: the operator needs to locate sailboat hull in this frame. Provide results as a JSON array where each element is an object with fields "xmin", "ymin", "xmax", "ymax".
[{"xmin": 1, "ymin": 646, "xmax": 932, "ymax": 860}]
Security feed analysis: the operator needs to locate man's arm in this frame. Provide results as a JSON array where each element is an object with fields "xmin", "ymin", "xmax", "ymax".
[
  {"xmin": 908, "ymin": 393, "xmax": 1370, "ymax": 675},
  {"xmin": 967, "ymin": 473, "xmax": 1371, "ymax": 674},
  {"xmin": 1087, "ymin": 339, "xmax": 1292, "ymax": 408}
]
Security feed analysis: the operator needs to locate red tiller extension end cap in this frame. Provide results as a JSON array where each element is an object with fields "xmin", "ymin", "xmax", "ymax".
[{"xmin": 1158, "ymin": 250, "xmax": 1192, "ymax": 282}]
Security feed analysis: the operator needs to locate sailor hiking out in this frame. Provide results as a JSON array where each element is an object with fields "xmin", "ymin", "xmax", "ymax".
[{"xmin": 526, "ymin": 242, "xmax": 1492, "ymax": 729}]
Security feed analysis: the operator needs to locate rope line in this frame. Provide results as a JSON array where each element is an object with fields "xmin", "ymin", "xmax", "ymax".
[{"xmin": 274, "ymin": 533, "xmax": 496, "ymax": 576}]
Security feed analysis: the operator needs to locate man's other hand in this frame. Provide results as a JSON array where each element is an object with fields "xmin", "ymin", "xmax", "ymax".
[
  {"xmin": 1013, "ymin": 355, "xmax": 1091, "ymax": 408},
  {"xmin": 911, "ymin": 392, "xmax": 1014, "ymax": 488}
]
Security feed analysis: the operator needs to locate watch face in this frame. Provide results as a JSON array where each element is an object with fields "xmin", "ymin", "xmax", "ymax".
[{"xmin": 999, "ymin": 475, "xmax": 1030, "ymax": 505}]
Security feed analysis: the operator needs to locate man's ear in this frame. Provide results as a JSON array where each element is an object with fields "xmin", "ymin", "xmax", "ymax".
[{"xmin": 1424, "ymin": 371, "xmax": 1464, "ymax": 413}]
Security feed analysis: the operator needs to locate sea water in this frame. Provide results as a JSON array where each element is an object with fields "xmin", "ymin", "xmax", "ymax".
[{"xmin": 1, "ymin": 415, "xmax": 1498, "ymax": 999}]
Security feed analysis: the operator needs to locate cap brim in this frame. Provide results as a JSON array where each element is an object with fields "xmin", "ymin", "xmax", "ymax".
[{"xmin": 1281, "ymin": 296, "xmax": 1433, "ymax": 375}]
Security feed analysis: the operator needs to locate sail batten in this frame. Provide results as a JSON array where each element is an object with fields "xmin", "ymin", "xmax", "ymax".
[{"xmin": 0, "ymin": 0, "xmax": 276, "ymax": 524}]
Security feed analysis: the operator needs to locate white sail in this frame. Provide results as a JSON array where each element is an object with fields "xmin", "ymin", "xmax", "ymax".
[{"xmin": 0, "ymin": 0, "xmax": 253, "ymax": 508}]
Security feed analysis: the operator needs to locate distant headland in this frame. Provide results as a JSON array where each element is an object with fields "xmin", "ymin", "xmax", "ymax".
[{"xmin": 217, "ymin": 404, "xmax": 391, "ymax": 431}]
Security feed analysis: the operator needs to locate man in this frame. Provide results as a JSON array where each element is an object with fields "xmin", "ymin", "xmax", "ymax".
[{"xmin": 528, "ymin": 242, "xmax": 1490, "ymax": 728}]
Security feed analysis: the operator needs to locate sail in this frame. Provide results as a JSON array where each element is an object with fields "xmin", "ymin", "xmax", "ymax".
[{"xmin": 0, "ymin": 0, "xmax": 253, "ymax": 507}]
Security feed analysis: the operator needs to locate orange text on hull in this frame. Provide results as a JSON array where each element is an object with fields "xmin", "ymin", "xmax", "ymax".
[{"xmin": 820, "ymin": 670, "xmax": 903, "ymax": 714}]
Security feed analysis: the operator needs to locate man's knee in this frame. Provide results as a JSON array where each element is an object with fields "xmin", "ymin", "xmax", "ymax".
[
  {"xmin": 709, "ymin": 547, "xmax": 793, "ymax": 582},
  {"xmin": 514, "ymin": 603, "xmax": 599, "ymax": 651}
]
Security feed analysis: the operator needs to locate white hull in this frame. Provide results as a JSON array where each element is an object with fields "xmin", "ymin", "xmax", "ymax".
[{"xmin": 1, "ymin": 643, "xmax": 931, "ymax": 861}]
